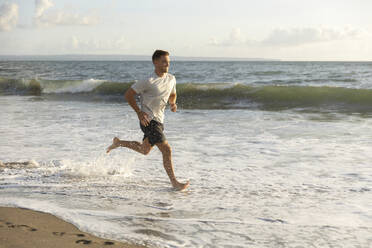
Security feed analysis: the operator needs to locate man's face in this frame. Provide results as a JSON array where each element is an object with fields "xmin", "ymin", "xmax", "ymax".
[{"xmin": 154, "ymin": 55, "xmax": 170, "ymax": 73}]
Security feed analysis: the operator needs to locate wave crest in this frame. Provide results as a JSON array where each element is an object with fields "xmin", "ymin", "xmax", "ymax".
[{"xmin": 2, "ymin": 77, "xmax": 372, "ymax": 112}]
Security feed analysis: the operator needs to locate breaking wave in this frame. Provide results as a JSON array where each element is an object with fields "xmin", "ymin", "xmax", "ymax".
[{"xmin": 2, "ymin": 77, "xmax": 372, "ymax": 112}]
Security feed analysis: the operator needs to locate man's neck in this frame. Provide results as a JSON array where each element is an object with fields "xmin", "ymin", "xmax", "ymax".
[{"xmin": 154, "ymin": 69, "xmax": 166, "ymax": 78}]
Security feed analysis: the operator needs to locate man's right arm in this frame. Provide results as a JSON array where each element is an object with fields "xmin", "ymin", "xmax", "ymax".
[
  {"xmin": 124, "ymin": 88, "xmax": 141, "ymax": 114},
  {"xmin": 124, "ymin": 87, "xmax": 151, "ymax": 126}
]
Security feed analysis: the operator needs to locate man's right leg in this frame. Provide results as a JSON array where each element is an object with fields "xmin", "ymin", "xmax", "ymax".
[
  {"xmin": 106, "ymin": 137, "xmax": 153, "ymax": 155},
  {"xmin": 156, "ymin": 140, "xmax": 190, "ymax": 190}
]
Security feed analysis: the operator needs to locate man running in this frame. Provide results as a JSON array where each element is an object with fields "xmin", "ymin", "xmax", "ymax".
[{"xmin": 106, "ymin": 50, "xmax": 190, "ymax": 191}]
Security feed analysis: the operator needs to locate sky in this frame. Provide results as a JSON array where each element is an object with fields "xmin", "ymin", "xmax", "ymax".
[{"xmin": 0, "ymin": 0, "xmax": 371, "ymax": 60}]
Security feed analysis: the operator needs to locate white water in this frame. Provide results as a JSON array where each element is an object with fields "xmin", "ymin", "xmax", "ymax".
[
  {"xmin": 1, "ymin": 95, "xmax": 372, "ymax": 247},
  {"xmin": 41, "ymin": 78, "xmax": 106, "ymax": 93}
]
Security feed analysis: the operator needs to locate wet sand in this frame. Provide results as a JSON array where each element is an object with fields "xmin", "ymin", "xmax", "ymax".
[{"xmin": 0, "ymin": 206, "xmax": 148, "ymax": 248}]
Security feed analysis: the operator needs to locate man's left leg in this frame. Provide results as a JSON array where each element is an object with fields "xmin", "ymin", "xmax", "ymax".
[
  {"xmin": 156, "ymin": 140, "xmax": 190, "ymax": 190},
  {"xmin": 106, "ymin": 136, "xmax": 154, "ymax": 155}
]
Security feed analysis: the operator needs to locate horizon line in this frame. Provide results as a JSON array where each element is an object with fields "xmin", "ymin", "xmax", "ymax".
[{"xmin": 0, "ymin": 54, "xmax": 371, "ymax": 62}]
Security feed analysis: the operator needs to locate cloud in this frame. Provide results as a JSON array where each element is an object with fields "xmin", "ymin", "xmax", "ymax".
[
  {"xmin": 33, "ymin": 0, "xmax": 99, "ymax": 27},
  {"xmin": 0, "ymin": 2, "xmax": 19, "ymax": 31},
  {"xmin": 69, "ymin": 35, "xmax": 129, "ymax": 52},
  {"xmin": 262, "ymin": 26, "xmax": 367, "ymax": 46},
  {"xmin": 35, "ymin": 10, "xmax": 99, "ymax": 26},
  {"xmin": 209, "ymin": 26, "xmax": 369, "ymax": 47},
  {"xmin": 34, "ymin": 0, "xmax": 53, "ymax": 18},
  {"xmin": 209, "ymin": 27, "xmax": 251, "ymax": 47}
]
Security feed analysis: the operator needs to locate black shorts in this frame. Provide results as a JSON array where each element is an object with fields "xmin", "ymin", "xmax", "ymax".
[{"xmin": 140, "ymin": 120, "xmax": 166, "ymax": 146}]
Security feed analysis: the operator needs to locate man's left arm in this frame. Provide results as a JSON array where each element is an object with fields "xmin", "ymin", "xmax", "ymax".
[
  {"xmin": 168, "ymin": 92, "xmax": 176, "ymax": 104},
  {"xmin": 168, "ymin": 93, "xmax": 177, "ymax": 112},
  {"xmin": 168, "ymin": 79, "xmax": 177, "ymax": 112}
]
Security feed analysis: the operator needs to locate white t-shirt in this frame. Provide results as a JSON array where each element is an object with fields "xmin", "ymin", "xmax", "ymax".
[{"xmin": 131, "ymin": 71, "xmax": 176, "ymax": 124}]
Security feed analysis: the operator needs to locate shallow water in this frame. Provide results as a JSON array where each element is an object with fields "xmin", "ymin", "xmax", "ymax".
[{"xmin": 1, "ymin": 61, "xmax": 372, "ymax": 247}]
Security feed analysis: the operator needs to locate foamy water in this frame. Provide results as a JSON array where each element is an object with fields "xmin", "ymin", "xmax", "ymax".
[{"xmin": 1, "ymin": 61, "xmax": 372, "ymax": 247}]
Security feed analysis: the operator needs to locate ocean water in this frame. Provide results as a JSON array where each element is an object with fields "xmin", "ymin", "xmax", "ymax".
[{"xmin": 1, "ymin": 61, "xmax": 372, "ymax": 247}]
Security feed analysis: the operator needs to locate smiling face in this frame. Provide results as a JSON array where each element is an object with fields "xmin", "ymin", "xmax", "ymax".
[{"xmin": 153, "ymin": 55, "xmax": 170, "ymax": 73}]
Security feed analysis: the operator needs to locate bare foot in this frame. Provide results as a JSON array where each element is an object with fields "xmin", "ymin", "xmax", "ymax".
[
  {"xmin": 172, "ymin": 180, "xmax": 190, "ymax": 191},
  {"xmin": 106, "ymin": 137, "xmax": 120, "ymax": 153}
]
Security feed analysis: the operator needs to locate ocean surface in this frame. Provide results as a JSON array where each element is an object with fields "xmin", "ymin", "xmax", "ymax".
[{"xmin": 1, "ymin": 60, "xmax": 372, "ymax": 247}]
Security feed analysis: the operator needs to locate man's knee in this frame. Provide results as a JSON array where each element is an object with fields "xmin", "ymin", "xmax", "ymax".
[
  {"xmin": 142, "ymin": 138, "xmax": 152, "ymax": 155},
  {"xmin": 143, "ymin": 146, "xmax": 152, "ymax": 155},
  {"xmin": 157, "ymin": 141, "xmax": 171, "ymax": 155}
]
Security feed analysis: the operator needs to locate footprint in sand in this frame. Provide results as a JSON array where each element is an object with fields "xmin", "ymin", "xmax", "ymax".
[
  {"xmin": 16, "ymin": 224, "xmax": 37, "ymax": 231},
  {"xmin": 76, "ymin": 239, "xmax": 92, "ymax": 244},
  {"xmin": 53, "ymin": 232, "xmax": 114, "ymax": 245},
  {"xmin": 74, "ymin": 239, "xmax": 116, "ymax": 246},
  {"xmin": 52, "ymin": 232, "xmax": 85, "ymax": 237},
  {"xmin": 52, "ymin": 231, "xmax": 66, "ymax": 236},
  {"xmin": 0, "ymin": 220, "xmax": 115, "ymax": 246},
  {"xmin": 0, "ymin": 221, "xmax": 37, "ymax": 232},
  {"xmin": 5, "ymin": 222, "xmax": 15, "ymax": 228},
  {"xmin": 104, "ymin": 241, "xmax": 115, "ymax": 245}
]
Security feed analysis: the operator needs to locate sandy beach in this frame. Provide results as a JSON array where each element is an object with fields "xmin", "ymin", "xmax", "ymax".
[{"xmin": 0, "ymin": 206, "xmax": 148, "ymax": 248}]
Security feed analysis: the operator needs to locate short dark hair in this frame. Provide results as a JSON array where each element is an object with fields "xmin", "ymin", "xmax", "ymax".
[{"xmin": 152, "ymin": 49, "xmax": 169, "ymax": 62}]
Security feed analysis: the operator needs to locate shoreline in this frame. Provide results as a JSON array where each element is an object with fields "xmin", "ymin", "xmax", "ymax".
[{"xmin": 0, "ymin": 206, "xmax": 148, "ymax": 248}]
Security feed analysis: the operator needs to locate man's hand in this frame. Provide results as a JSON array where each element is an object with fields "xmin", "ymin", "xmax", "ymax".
[
  {"xmin": 137, "ymin": 111, "xmax": 151, "ymax": 126},
  {"xmin": 170, "ymin": 103, "xmax": 177, "ymax": 112}
]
